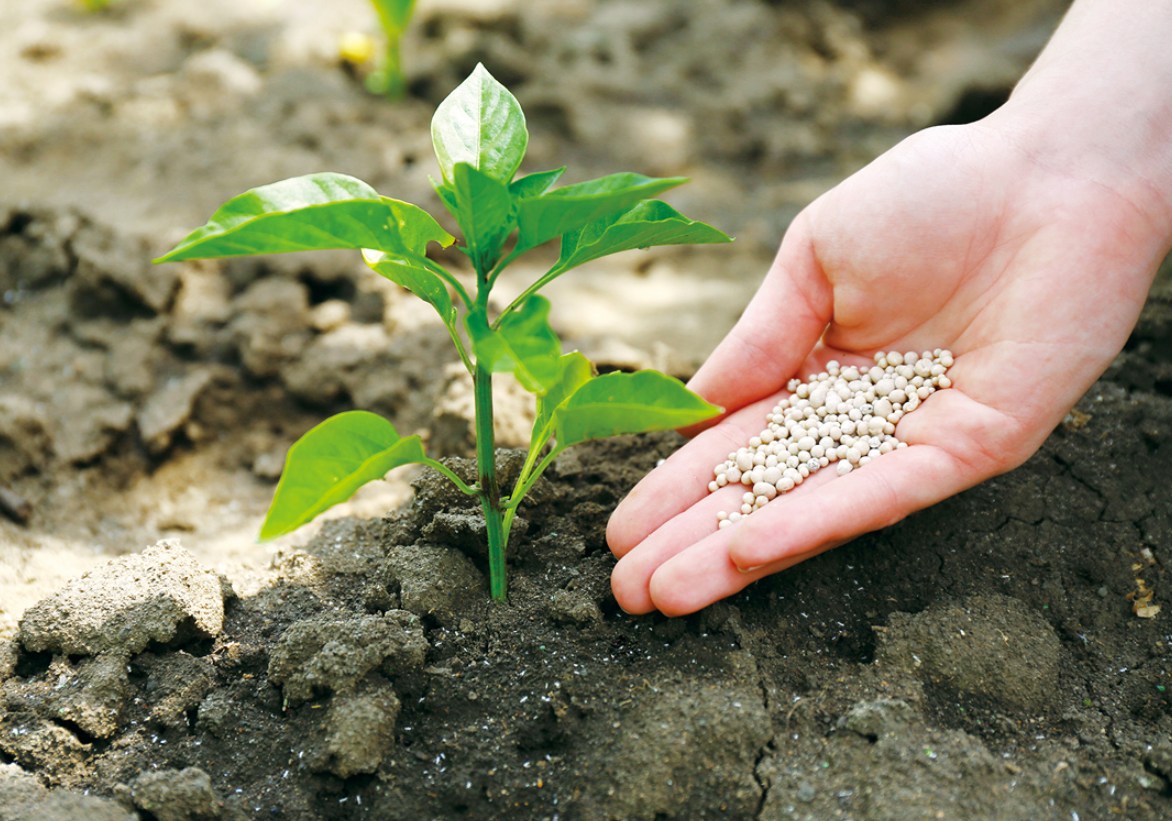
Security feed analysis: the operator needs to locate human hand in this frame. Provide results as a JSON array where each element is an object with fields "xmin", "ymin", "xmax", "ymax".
[{"xmin": 607, "ymin": 118, "xmax": 1172, "ymax": 616}]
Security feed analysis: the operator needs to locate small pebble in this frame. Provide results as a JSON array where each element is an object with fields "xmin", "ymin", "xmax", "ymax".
[{"xmin": 708, "ymin": 349, "xmax": 955, "ymax": 526}]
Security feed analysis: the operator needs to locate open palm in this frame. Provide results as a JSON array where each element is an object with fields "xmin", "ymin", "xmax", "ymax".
[{"xmin": 607, "ymin": 121, "xmax": 1169, "ymax": 616}]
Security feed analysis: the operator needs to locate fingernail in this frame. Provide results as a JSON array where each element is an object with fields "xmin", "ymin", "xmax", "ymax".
[{"xmin": 735, "ymin": 563, "xmax": 765, "ymax": 573}]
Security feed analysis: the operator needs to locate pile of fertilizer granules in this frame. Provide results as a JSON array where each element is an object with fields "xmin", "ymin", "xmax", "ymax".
[{"xmin": 711, "ymin": 350, "xmax": 954, "ymax": 528}]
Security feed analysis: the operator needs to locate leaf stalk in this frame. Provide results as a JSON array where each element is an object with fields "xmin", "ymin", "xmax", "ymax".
[
  {"xmin": 496, "ymin": 262, "xmax": 559, "ymax": 326},
  {"xmin": 502, "ymin": 446, "xmax": 559, "ymax": 544},
  {"xmin": 420, "ymin": 256, "xmax": 474, "ymax": 310},
  {"xmin": 420, "ymin": 457, "xmax": 478, "ymax": 496}
]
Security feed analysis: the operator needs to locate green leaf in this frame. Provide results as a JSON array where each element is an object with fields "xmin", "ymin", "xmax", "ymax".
[
  {"xmin": 465, "ymin": 296, "xmax": 561, "ymax": 393},
  {"xmin": 432, "ymin": 63, "xmax": 528, "ymax": 185},
  {"xmin": 155, "ymin": 173, "xmax": 454, "ymax": 262},
  {"xmin": 430, "ymin": 176, "xmax": 460, "ymax": 221},
  {"xmin": 370, "ymin": 0, "xmax": 416, "ymax": 35},
  {"xmin": 514, "ymin": 173, "xmax": 687, "ymax": 256},
  {"xmin": 552, "ymin": 370, "xmax": 722, "ymax": 450},
  {"xmin": 509, "ymin": 167, "xmax": 566, "ymax": 200},
  {"xmin": 531, "ymin": 351, "xmax": 595, "ymax": 451},
  {"xmin": 514, "ymin": 200, "xmax": 733, "ymax": 302},
  {"xmin": 553, "ymin": 199, "xmax": 733, "ymax": 276},
  {"xmin": 444, "ymin": 162, "xmax": 515, "ymax": 273},
  {"xmin": 259, "ymin": 411, "xmax": 427, "ymax": 541},
  {"xmin": 362, "ymin": 249, "xmax": 456, "ymax": 329}
]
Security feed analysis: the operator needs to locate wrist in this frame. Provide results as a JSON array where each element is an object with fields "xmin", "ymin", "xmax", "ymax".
[
  {"xmin": 985, "ymin": 103, "xmax": 1172, "ymax": 242},
  {"xmin": 983, "ymin": 0, "xmax": 1172, "ymax": 240}
]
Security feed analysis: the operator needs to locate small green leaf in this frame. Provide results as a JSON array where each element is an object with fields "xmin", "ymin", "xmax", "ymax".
[
  {"xmin": 260, "ymin": 411, "xmax": 427, "ymax": 541},
  {"xmin": 553, "ymin": 199, "xmax": 733, "ymax": 276},
  {"xmin": 362, "ymin": 249, "xmax": 456, "ymax": 329},
  {"xmin": 514, "ymin": 173, "xmax": 687, "ymax": 256},
  {"xmin": 465, "ymin": 296, "xmax": 561, "ymax": 393},
  {"xmin": 444, "ymin": 162, "xmax": 515, "ymax": 273},
  {"xmin": 532, "ymin": 351, "xmax": 595, "ymax": 450},
  {"xmin": 552, "ymin": 370, "xmax": 721, "ymax": 450},
  {"xmin": 155, "ymin": 173, "xmax": 454, "ymax": 262},
  {"xmin": 432, "ymin": 63, "xmax": 528, "ymax": 185},
  {"xmin": 430, "ymin": 176, "xmax": 461, "ymax": 225},
  {"xmin": 369, "ymin": 0, "xmax": 416, "ymax": 35},
  {"xmin": 509, "ymin": 167, "xmax": 566, "ymax": 200}
]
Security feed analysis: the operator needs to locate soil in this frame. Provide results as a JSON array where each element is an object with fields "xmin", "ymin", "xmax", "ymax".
[{"xmin": 3, "ymin": 0, "xmax": 1172, "ymax": 819}]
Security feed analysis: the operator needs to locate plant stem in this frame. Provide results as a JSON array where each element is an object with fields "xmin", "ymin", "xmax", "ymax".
[
  {"xmin": 474, "ymin": 360, "xmax": 507, "ymax": 600},
  {"xmin": 364, "ymin": 34, "xmax": 407, "ymax": 99},
  {"xmin": 381, "ymin": 36, "xmax": 406, "ymax": 99}
]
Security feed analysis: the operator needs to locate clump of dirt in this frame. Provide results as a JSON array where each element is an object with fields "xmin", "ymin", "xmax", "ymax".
[{"xmin": 0, "ymin": 201, "xmax": 462, "ymax": 634}]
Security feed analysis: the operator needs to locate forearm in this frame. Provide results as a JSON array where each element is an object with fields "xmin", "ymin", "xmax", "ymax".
[{"xmin": 988, "ymin": 0, "xmax": 1172, "ymax": 240}]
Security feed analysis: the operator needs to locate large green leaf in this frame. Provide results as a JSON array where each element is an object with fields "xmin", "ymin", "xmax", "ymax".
[
  {"xmin": 443, "ymin": 162, "xmax": 515, "ymax": 274},
  {"xmin": 509, "ymin": 167, "xmax": 566, "ymax": 200},
  {"xmin": 259, "ymin": 411, "xmax": 427, "ymax": 541},
  {"xmin": 362, "ymin": 249, "xmax": 456, "ymax": 330},
  {"xmin": 552, "ymin": 199, "xmax": 732, "ymax": 277},
  {"xmin": 513, "ymin": 173, "xmax": 687, "ymax": 256},
  {"xmin": 432, "ymin": 63, "xmax": 528, "ymax": 185},
  {"xmin": 552, "ymin": 370, "xmax": 721, "ymax": 450},
  {"xmin": 531, "ymin": 351, "xmax": 594, "ymax": 451},
  {"xmin": 155, "ymin": 173, "xmax": 454, "ymax": 262},
  {"xmin": 465, "ymin": 296, "xmax": 561, "ymax": 393}
]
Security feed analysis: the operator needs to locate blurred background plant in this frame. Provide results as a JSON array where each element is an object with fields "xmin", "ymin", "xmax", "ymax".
[{"xmin": 340, "ymin": 0, "xmax": 417, "ymax": 98}]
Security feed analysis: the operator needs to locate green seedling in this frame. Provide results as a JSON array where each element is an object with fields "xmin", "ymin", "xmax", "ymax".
[
  {"xmin": 365, "ymin": 0, "xmax": 416, "ymax": 98},
  {"xmin": 155, "ymin": 64, "xmax": 731, "ymax": 600}
]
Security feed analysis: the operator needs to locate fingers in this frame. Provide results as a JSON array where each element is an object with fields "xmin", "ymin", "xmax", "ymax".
[
  {"xmin": 683, "ymin": 216, "xmax": 833, "ymax": 424},
  {"xmin": 613, "ymin": 379, "xmax": 1026, "ymax": 615},
  {"xmin": 634, "ymin": 441, "xmax": 970, "ymax": 616},
  {"xmin": 717, "ymin": 384, "xmax": 1005, "ymax": 573},
  {"xmin": 725, "ymin": 442, "xmax": 959, "ymax": 571},
  {"xmin": 611, "ymin": 466, "xmax": 837, "ymax": 614},
  {"xmin": 608, "ymin": 345, "xmax": 910, "ymax": 559},
  {"xmin": 611, "ymin": 491, "xmax": 741, "ymax": 614},
  {"xmin": 606, "ymin": 394, "xmax": 785, "ymax": 558},
  {"xmin": 648, "ymin": 539, "xmax": 834, "ymax": 617},
  {"xmin": 613, "ymin": 442, "xmax": 961, "ymax": 616}
]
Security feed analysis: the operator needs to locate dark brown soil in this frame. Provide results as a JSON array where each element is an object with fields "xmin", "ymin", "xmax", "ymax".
[
  {"xmin": 5, "ymin": 372, "xmax": 1172, "ymax": 820},
  {"xmin": 3, "ymin": 1, "xmax": 1172, "ymax": 819}
]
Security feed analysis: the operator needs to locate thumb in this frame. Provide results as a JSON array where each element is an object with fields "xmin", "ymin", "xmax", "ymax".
[{"xmin": 684, "ymin": 214, "xmax": 833, "ymax": 431}]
